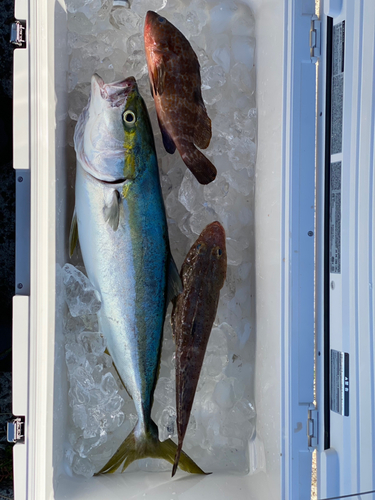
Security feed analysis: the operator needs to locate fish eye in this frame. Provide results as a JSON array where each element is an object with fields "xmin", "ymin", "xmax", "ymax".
[
  {"xmin": 212, "ymin": 246, "xmax": 222, "ymax": 257},
  {"xmin": 123, "ymin": 110, "xmax": 136, "ymax": 126},
  {"xmin": 158, "ymin": 16, "xmax": 165, "ymax": 22}
]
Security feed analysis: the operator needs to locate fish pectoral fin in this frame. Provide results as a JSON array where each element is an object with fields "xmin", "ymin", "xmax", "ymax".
[
  {"xmin": 152, "ymin": 60, "xmax": 166, "ymax": 96},
  {"xmin": 193, "ymin": 102, "xmax": 212, "ymax": 150},
  {"xmin": 167, "ymin": 255, "xmax": 183, "ymax": 304},
  {"xmin": 69, "ymin": 208, "xmax": 78, "ymax": 258},
  {"xmin": 103, "ymin": 190, "xmax": 121, "ymax": 231},
  {"xmin": 104, "ymin": 348, "xmax": 133, "ymax": 399},
  {"xmin": 157, "ymin": 115, "xmax": 176, "ymax": 154},
  {"xmin": 177, "ymin": 140, "xmax": 217, "ymax": 185}
]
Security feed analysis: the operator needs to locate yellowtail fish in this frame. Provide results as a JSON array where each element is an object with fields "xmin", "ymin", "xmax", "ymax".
[
  {"xmin": 171, "ymin": 222, "xmax": 227, "ymax": 476},
  {"xmin": 70, "ymin": 74, "xmax": 205, "ymax": 475}
]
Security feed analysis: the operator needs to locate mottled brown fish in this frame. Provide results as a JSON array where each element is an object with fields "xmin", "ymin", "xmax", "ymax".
[
  {"xmin": 171, "ymin": 222, "xmax": 227, "ymax": 476},
  {"xmin": 144, "ymin": 10, "xmax": 216, "ymax": 185}
]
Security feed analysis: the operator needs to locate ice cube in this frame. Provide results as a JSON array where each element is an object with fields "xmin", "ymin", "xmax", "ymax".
[
  {"xmin": 62, "ymin": 264, "xmax": 101, "ymax": 317},
  {"xmin": 100, "ymin": 372, "xmax": 118, "ymax": 397},
  {"xmin": 234, "ymin": 108, "xmax": 257, "ymax": 141},
  {"xmin": 68, "ymin": 32, "xmax": 95, "ymax": 50},
  {"xmin": 69, "ymin": 384, "xmax": 90, "ymax": 406},
  {"xmin": 71, "ymin": 366, "xmax": 96, "ymax": 392},
  {"xmin": 213, "ymin": 379, "xmax": 235, "ymax": 409},
  {"xmin": 83, "ymin": 408, "xmax": 103, "ymax": 438},
  {"xmin": 228, "ymin": 136, "xmax": 257, "ymax": 173},
  {"xmin": 225, "ymin": 238, "xmax": 242, "ymax": 266},
  {"xmin": 72, "ymin": 404, "xmax": 88, "ymax": 429},
  {"xmin": 65, "ymin": 343, "xmax": 86, "ymax": 374},
  {"xmin": 91, "ymin": 365, "xmax": 103, "ymax": 384},
  {"xmin": 158, "ymin": 406, "xmax": 177, "ymax": 441},
  {"xmin": 201, "ymin": 65, "xmax": 226, "ymax": 90},
  {"xmin": 165, "ymin": 190, "xmax": 186, "ymax": 222},
  {"xmin": 81, "ymin": 314, "xmax": 100, "ymax": 331},
  {"xmin": 96, "ymin": 0, "xmax": 114, "ymax": 21},
  {"xmin": 68, "ymin": 12, "xmax": 95, "ymax": 35},
  {"xmin": 230, "ymin": 63, "xmax": 255, "ymax": 94},
  {"xmin": 131, "ymin": 0, "xmax": 167, "ymax": 17},
  {"xmin": 99, "ymin": 352, "xmax": 113, "ymax": 369},
  {"xmin": 184, "ymin": 10, "xmax": 203, "ymax": 37},
  {"xmin": 78, "ymin": 332, "xmax": 106, "ymax": 356},
  {"xmin": 154, "ymin": 377, "xmax": 175, "ymax": 407},
  {"xmin": 110, "ymin": 6, "xmax": 141, "ymax": 33},
  {"xmin": 190, "ymin": 41, "xmax": 210, "ymax": 68},
  {"xmin": 64, "ymin": 314, "xmax": 86, "ymax": 337},
  {"xmin": 84, "ymin": 354, "xmax": 98, "ymax": 372},
  {"xmin": 221, "ymin": 399, "xmax": 256, "ymax": 440},
  {"xmin": 212, "ymin": 46, "xmax": 231, "ymax": 74},
  {"xmin": 177, "ymin": 170, "xmax": 204, "ymax": 213},
  {"xmin": 65, "ymin": 447, "xmax": 75, "ymax": 467},
  {"xmin": 72, "ymin": 455, "xmax": 95, "ymax": 478},
  {"xmin": 202, "ymin": 353, "xmax": 225, "ymax": 378},
  {"xmin": 104, "ymin": 393, "xmax": 124, "ymax": 414},
  {"xmin": 75, "ymin": 429, "xmax": 107, "ymax": 458},
  {"xmin": 210, "ymin": 1, "xmax": 238, "ymax": 34},
  {"xmin": 189, "ymin": 206, "xmax": 219, "ymax": 236},
  {"xmin": 231, "ymin": 36, "xmax": 255, "ymax": 69},
  {"xmin": 222, "ymin": 168, "xmax": 252, "ymax": 196},
  {"xmin": 231, "ymin": 3, "xmax": 255, "ymax": 37},
  {"xmin": 96, "ymin": 57, "xmax": 116, "ymax": 84},
  {"xmin": 204, "ymin": 176, "xmax": 230, "ymax": 206}
]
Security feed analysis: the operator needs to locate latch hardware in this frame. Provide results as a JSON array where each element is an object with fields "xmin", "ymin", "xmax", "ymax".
[
  {"xmin": 7, "ymin": 417, "xmax": 25, "ymax": 443},
  {"xmin": 10, "ymin": 20, "xmax": 27, "ymax": 48},
  {"xmin": 310, "ymin": 15, "xmax": 321, "ymax": 62},
  {"xmin": 307, "ymin": 406, "xmax": 318, "ymax": 450}
]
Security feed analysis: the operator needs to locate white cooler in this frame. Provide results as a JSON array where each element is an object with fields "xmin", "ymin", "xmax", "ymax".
[{"xmin": 10, "ymin": 0, "xmax": 375, "ymax": 498}]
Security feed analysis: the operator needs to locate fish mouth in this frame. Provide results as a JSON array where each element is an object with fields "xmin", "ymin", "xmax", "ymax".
[
  {"xmin": 145, "ymin": 10, "xmax": 159, "ymax": 28},
  {"xmin": 199, "ymin": 221, "xmax": 226, "ymax": 248},
  {"xmin": 93, "ymin": 74, "xmax": 137, "ymax": 107}
]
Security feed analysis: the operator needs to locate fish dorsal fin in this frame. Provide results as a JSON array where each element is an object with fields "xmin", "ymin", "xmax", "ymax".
[
  {"xmin": 167, "ymin": 254, "xmax": 183, "ymax": 304},
  {"xmin": 157, "ymin": 115, "xmax": 176, "ymax": 154},
  {"xmin": 193, "ymin": 91, "xmax": 212, "ymax": 150},
  {"xmin": 69, "ymin": 208, "xmax": 78, "ymax": 258},
  {"xmin": 103, "ymin": 190, "xmax": 121, "ymax": 231},
  {"xmin": 152, "ymin": 59, "xmax": 166, "ymax": 96}
]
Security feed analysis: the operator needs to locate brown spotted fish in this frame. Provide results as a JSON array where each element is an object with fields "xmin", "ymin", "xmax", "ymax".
[
  {"xmin": 171, "ymin": 222, "xmax": 227, "ymax": 476},
  {"xmin": 144, "ymin": 10, "xmax": 216, "ymax": 185}
]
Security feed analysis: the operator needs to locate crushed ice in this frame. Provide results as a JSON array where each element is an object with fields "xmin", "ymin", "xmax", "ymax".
[{"xmin": 64, "ymin": 0, "xmax": 258, "ymax": 477}]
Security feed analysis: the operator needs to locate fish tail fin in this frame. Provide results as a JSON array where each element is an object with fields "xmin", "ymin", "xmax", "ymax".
[
  {"xmin": 94, "ymin": 420, "xmax": 206, "ymax": 476},
  {"xmin": 171, "ymin": 441, "xmax": 183, "ymax": 477},
  {"xmin": 177, "ymin": 140, "xmax": 217, "ymax": 185}
]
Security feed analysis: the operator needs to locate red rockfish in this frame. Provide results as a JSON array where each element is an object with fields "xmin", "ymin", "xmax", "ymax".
[{"xmin": 144, "ymin": 10, "xmax": 217, "ymax": 185}]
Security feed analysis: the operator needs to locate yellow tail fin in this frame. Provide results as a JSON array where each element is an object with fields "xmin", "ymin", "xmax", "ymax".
[{"xmin": 95, "ymin": 423, "xmax": 207, "ymax": 476}]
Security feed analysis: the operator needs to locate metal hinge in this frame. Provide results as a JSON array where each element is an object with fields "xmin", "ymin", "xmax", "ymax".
[
  {"xmin": 10, "ymin": 20, "xmax": 27, "ymax": 48},
  {"xmin": 7, "ymin": 417, "xmax": 25, "ymax": 443},
  {"xmin": 310, "ymin": 15, "xmax": 321, "ymax": 62},
  {"xmin": 307, "ymin": 406, "xmax": 318, "ymax": 450}
]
